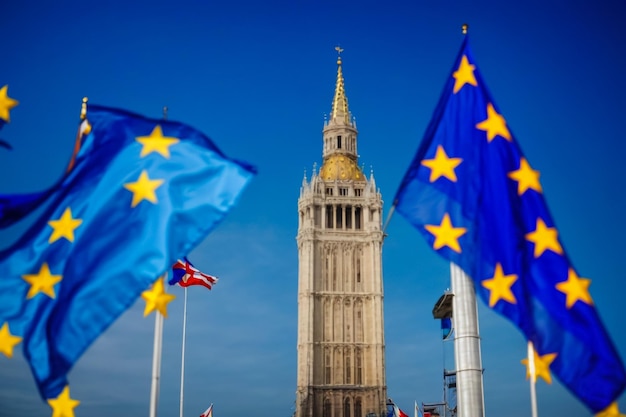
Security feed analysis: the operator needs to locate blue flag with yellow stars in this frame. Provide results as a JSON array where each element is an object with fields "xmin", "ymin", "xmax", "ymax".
[
  {"xmin": 0, "ymin": 104, "xmax": 256, "ymax": 401},
  {"xmin": 393, "ymin": 37, "xmax": 625, "ymax": 414}
]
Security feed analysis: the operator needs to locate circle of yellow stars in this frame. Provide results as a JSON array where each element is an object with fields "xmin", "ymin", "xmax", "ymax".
[
  {"xmin": 421, "ymin": 52, "xmax": 617, "ymax": 415},
  {"xmin": 0, "ymin": 119, "xmax": 183, "ymax": 417}
]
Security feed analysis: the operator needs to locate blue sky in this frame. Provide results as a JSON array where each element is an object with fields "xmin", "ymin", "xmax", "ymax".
[{"xmin": 1, "ymin": 1, "xmax": 625, "ymax": 416}]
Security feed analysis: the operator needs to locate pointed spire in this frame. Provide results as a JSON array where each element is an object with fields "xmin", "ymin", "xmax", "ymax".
[{"xmin": 331, "ymin": 46, "xmax": 351, "ymax": 125}]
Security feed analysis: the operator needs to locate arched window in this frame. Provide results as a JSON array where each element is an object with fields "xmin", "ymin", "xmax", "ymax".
[
  {"xmin": 325, "ymin": 351, "xmax": 331, "ymax": 384},
  {"xmin": 324, "ymin": 398, "xmax": 331, "ymax": 417},
  {"xmin": 355, "ymin": 207, "xmax": 362, "ymax": 229},
  {"xmin": 332, "ymin": 254, "xmax": 337, "ymax": 291},
  {"xmin": 344, "ymin": 397, "xmax": 351, "ymax": 417},
  {"xmin": 356, "ymin": 349, "xmax": 362, "ymax": 384},
  {"xmin": 355, "ymin": 398, "xmax": 362, "ymax": 417}
]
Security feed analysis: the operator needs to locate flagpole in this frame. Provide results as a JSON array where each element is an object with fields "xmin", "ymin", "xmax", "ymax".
[
  {"xmin": 149, "ymin": 274, "xmax": 166, "ymax": 417},
  {"xmin": 382, "ymin": 203, "xmax": 396, "ymax": 235},
  {"xmin": 450, "ymin": 262, "xmax": 485, "ymax": 417},
  {"xmin": 179, "ymin": 287, "xmax": 188, "ymax": 417},
  {"xmin": 528, "ymin": 341, "xmax": 538, "ymax": 417}
]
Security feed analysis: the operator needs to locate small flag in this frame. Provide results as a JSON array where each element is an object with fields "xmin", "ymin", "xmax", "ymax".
[
  {"xmin": 0, "ymin": 104, "xmax": 255, "ymax": 401},
  {"xmin": 394, "ymin": 403, "xmax": 409, "ymax": 417},
  {"xmin": 200, "ymin": 403, "xmax": 213, "ymax": 417},
  {"xmin": 393, "ymin": 36, "xmax": 626, "ymax": 413},
  {"xmin": 441, "ymin": 317, "xmax": 452, "ymax": 340},
  {"xmin": 170, "ymin": 257, "xmax": 218, "ymax": 290},
  {"xmin": 387, "ymin": 399, "xmax": 409, "ymax": 417}
]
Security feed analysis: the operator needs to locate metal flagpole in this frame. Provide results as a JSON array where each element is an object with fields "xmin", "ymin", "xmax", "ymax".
[
  {"xmin": 528, "ymin": 341, "xmax": 538, "ymax": 417},
  {"xmin": 179, "ymin": 287, "xmax": 189, "ymax": 417},
  {"xmin": 450, "ymin": 263, "xmax": 485, "ymax": 417},
  {"xmin": 149, "ymin": 274, "xmax": 166, "ymax": 417}
]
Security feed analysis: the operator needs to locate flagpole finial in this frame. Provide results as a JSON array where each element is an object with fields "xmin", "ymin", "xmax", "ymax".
[
  {"xmin": 462, "ymin": 23, "xmax": 469, "ymax": 35},
  {"xmin": 80, "ymin": 97, "xmax": 88, "ymax": 120}
]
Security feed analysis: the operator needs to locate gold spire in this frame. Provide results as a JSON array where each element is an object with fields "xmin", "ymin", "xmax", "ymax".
[{"xmin": 331, "ymin": 46, "xmax": 351, "ymax": 124}]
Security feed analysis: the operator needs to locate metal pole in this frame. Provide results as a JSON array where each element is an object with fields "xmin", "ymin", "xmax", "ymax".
[
  {"xmin": 450, "ymin": 263, "xmax": 485, "ymax": 417},
  {"xmin": 528, "ymin": 341, "xmax": 538, "ymax": 417},
  {"xmin": 149, "ymin": 276, "xmax": 166, "ymax": 417},
  {"xmin": 179, "ymin": 287, "xmax": 188, "ymax": 417}
]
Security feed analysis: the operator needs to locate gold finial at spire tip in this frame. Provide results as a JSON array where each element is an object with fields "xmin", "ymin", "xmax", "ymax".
[
  {"xmin": 462, "ymin": 23, "xmax": 469, "ymax": 35},
  {"xmin": 335, "ymin": 46, "xmax": 344, "ymax": 64},
  {"xmin": 80, "ymin": 97, "xmax": 88, "ymax": 120}
]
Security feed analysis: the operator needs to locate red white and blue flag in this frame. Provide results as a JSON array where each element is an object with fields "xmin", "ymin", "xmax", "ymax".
[
  {"xmin": 199, "ymin": 403, "xmax": 213, "ymax": 417},
  {"xmin": 170, "ymin": 257, "xmax": 218, "ymax": 290}
]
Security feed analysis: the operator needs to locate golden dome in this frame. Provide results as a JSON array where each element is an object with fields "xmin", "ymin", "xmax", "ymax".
[{"xmin": 319, "ymin": 154, "xmax": 365, "ymax": 182}]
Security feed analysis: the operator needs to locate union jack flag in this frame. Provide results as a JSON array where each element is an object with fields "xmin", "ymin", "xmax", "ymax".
[{"xmin": 170, "ymin": 257, "xmax": 218, "ymax": 290}]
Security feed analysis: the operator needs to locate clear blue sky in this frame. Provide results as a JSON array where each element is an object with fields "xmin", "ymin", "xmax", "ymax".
[{"xmin": 1, "ymin": 1, "xmax": 625, "ymax": 416}]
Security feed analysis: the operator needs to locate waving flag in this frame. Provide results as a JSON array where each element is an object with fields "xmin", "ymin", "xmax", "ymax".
[
  {"xmin": 387, "ymin": 400, "xmax": 409, "ymax": 417},
  {"xmin": 199, "ymin": 403, "xmax": 213, "ymax": 417},
  {"xmin": 393, "ymin": 36, "xmax": 625, "ymax": 414},
  {"xmin": 0, "ymin": 84, "xmax": 18, "ymax": 150},
  {"xmin": 0, "ymin": 104, "xmax": 255, "ymax": 401},
  {"xmin": 170, "ymin": 257, "xmax": 218, "ymax": 290}
]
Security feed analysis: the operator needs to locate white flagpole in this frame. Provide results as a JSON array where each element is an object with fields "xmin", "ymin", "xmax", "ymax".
[
  {"xmin": 528, "ymin": 341, "xmax": 538, "ymax": 417},
  {"xmin": 149, "ymin": 274, "xmax": 166, "ymax": 417},
  {"xmin": 450, "ymin": 262, "xmax": 485, "ymax": 417},
  {"xmin": 179, "ymin": 287, "xmax": 189, "ymax": 417}
]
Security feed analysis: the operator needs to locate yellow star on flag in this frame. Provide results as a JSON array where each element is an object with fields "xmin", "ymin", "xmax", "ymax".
[
  {"xmin": 0, "ymin": 322, "xmax": 22, "ymax": 358},
  {"xmin": 22, "ymin": 263, "xmax": 62, "ymax": 299},
  {"xmin": 424, "ymin": 213, "xmax": 467, "ymax": 253},
  {"xmin": 508, "ymin": 157, "xmax": 542, "ymax": 195},
  {"xmin": 525, "ymin": 218, "xmax": 563, "ymax": 258},
  {"xmin": 421, "ymin": 145, "xmax": 463, "ymax": 182},
  {"xmin": 595, "ymin": 402, "xmax": 626, "ymax": 417},
  {"xmin": 481, "ymin": 263, "xmax": 518, "ymax": 307},
  {"xmin": 452, "ymin": 55, "xmax": 478, "ymax": 93},
  {"xmin": 123, "ymin": 170, "xmax": 164, "ymax": 208},
  {"xmin": 475, "ymin": 103, "xmax": 512, "ymax": 142},
  {"xmin": 48, "ymin": 207, "xmax": 83, "ymax": 243},
  {"xmin": 48, "ymin": 385, "xmax": 80, "ymax": 417},
  {"xmin": 141, "ymin": 276, "xmax": 176, "ymax": 317},
  {"xmin": 136, "ymin": 125, "xmax": 180, "ymax": 158},
  {"xmin": 556, "ymin": 268, "xmax": 593, "ymax": 309},
  {"xmin": 0, "ymin": 85, "xmax": 19, "ymax": 122},
  {"xmin": 521, "ymin": 348, "xmax": 557, "ymax": 384}
]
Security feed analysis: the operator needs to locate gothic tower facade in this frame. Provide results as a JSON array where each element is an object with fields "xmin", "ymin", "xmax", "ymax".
[{"xmin": 296, "ymin": 50, "xmax": 387, "ymax": 417}]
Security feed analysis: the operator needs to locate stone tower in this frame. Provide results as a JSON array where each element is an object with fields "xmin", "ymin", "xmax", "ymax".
[{"xmin": 295, "ymin": 48, "xmax": 387, "ymax": 417}]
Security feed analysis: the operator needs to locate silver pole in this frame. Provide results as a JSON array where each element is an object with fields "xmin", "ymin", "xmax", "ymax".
[
  {"xmin": 528, "ymin": 341, "xmax": 538, "ymax": 417},
  {"xmin": 149, "ymin": 275, "xmax": 166, "ymax": 417},
  {"xmin": 450, "ymin": 263, "xmax": 485, "ymax": 417},
  {"xmin": 179, "ymin": 287, "xmax": 188, "ymax": 417}
]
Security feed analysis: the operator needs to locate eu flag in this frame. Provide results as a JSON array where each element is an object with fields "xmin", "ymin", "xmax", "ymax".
[
  {"xmin": 0, "ymin": 104, "xmax": 255, "ymax": 400},
  {"xmin": 394, "ymin": 37, "xmax": 625, "ymax": 413}
]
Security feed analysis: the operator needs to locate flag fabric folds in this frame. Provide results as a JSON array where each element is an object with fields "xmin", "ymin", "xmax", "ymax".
[
  {"xmin": 199, "ymin": 403, "xmax": 213, "ymax": 417},
  {"xmin": 387, "ymin": 401, "xmax": 409, "ymax": 417},
  {"xmin": 170, "ymin": 257, "xmax": 218, "ymax": 290},
  {"xmin": 393, "ymin": 37, "xmax": 625, "ymax": 413},
  {"xmin": 0, "ymin": 104, "xmax": 255, "ymax": 400}
]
